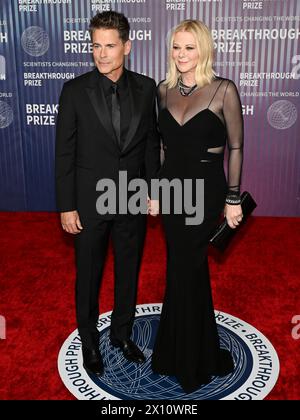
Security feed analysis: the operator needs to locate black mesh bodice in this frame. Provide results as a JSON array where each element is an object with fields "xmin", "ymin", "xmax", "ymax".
[{"xmin": 157, "ymin": 77, "xmax": 244, "ymax": 196}]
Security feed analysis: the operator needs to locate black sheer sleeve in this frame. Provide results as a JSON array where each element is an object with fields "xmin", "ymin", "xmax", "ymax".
[
  {"xmin": 223, "ymin": 81, "xmax": 244, "ymax": 205},
  {"xmin": 157, "ymin": 81, "xmax": 167, "ymax": 111}
]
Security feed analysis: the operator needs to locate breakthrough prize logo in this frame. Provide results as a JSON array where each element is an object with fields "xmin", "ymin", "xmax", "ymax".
[
  {"xmin": 21, "ymin": 26, "xmax": 50, "ymax": 57},
  {"xmin": 58, "ymin": 304, "xmax": 279, "ymax": 400},
  {"xmin": 267, "ymin": 100, "xmax": 297, "ymax": 130},
  {"xmin": 0, "ymin": 101, "xmax": 13, "ymax": 129}
]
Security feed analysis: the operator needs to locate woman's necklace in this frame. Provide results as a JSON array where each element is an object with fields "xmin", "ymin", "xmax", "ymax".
[{"xmin": 178, "ymin": 77, "xmax": 198, "ymax": 96}]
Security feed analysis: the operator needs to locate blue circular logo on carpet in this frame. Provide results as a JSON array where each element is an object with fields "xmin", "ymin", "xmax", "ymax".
[{"xmin": 58, "ymin": 304, "xmax": 279, "ymax": 400}]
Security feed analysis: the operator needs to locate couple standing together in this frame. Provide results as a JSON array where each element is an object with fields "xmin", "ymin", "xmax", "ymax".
[{"xmin": 55, "ymin": 11, "xmax": 243, "ymax": 394}]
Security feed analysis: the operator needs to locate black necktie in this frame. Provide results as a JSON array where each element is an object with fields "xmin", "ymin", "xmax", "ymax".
[{"xmin": 111, "ymin": 83, "xmax": 121, "ymax": 147}]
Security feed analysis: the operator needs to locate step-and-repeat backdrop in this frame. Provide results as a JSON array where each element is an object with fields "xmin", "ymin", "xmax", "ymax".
[{"xmin": 0, "ymin": 0, "xmax": 299, "ymax": 215}]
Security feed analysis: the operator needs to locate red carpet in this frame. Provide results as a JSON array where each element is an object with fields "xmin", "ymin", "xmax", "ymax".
[{"xmin": 0, "ymin": 212, "xmax": 299, "ymax": 400}]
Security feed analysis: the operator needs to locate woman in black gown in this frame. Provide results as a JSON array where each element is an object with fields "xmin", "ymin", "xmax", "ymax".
[{"xmin": 150, "ymin": 20, "xmax": 244, "ymax": 393}]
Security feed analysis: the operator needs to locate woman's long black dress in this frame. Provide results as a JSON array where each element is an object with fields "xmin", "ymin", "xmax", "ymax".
[{"xmin": 151, "ymin": 78, "xmax": 244, "ymax": 393}]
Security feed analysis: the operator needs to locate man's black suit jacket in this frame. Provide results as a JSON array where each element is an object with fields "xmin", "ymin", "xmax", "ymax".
[{"xmin": 55, "ymin": 68, "xmax": 161, "ymax": 218}]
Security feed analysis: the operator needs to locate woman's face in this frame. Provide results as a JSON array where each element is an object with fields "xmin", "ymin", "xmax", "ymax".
[{"xmin": 172, "ymin": 30, "xmax": 199, "ymax": 77}]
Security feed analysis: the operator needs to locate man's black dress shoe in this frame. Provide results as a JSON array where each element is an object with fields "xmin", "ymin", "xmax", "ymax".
[
  {"xmin": 82, "ymin": 346, "xmax": 104, "ymax": 377},
  {"xmin": 110, "ymin": 338, "xmax": 145, "ymax": 364}
]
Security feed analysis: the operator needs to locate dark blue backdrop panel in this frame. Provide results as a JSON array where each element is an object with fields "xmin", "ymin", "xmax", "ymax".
[
  {"xmin": 0, "ymin": 0, "xmax": 26, "ymax": 210},
  {"xmin": 0, "ymin": 0, "xmax": 299, "ymax": 215}
]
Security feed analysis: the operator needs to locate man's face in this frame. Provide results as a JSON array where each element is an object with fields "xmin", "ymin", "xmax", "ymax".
[{"xmin": 92, "ymin": 28, "xmax": 131, "ymax": 79}]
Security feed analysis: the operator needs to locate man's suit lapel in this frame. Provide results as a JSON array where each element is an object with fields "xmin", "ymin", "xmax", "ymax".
[
  {"xmin": 85, "ymin": 69, "xmax": 119, "ymax": 149},
  {"xmin": 85, "ymin": 69, "xmax": 144, "ymax": 153},
  {"xmin": 122, "ymin": 71, "xmax": 144, "ymax": 152}
]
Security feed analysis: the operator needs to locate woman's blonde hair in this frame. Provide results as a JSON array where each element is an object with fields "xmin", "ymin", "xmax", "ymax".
[{"xmin": 164, "ymin": 20, "xmax": 216, "ymax": 89}]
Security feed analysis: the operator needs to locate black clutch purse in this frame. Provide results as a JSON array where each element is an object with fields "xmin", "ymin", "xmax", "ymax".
[{"xmin": 209, "ymin": 191, "xmax": 257, "ymax": 251}]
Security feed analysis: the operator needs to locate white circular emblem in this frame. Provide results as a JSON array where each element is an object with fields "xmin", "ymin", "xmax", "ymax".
[
  {"xmin": 267, "ymin": 100, "xmax": 297, "ymax": 130},
  {"xmin": 0, "ymin": 101, "xmax": 13, "ymax": 129},
  {"xmin": 21, "ymin": 26, "xmax": 50, "ymax": 57},
  {"xmin": 58, "ymin": 304, "xmax": 279, "ymax": 400}
]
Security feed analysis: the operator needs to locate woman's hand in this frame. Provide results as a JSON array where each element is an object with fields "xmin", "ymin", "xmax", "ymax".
[
  {"xmin": 224, "ymin": 204, "xmax": 243, "ymax": 229},
  {"xmin": 148, "ymin": 199, "xmax": 160, "ymax": 217}
]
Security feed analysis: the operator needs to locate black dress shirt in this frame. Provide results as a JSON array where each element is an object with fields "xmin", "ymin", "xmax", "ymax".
[{"xmin": 98, "ymin": 69, "xmax": 131, "ymax": 149}]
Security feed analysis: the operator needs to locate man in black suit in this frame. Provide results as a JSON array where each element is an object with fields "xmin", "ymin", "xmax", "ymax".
[{"xmin": 55, "ymin": 11, "xmax": 160, "ymax": 376}]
